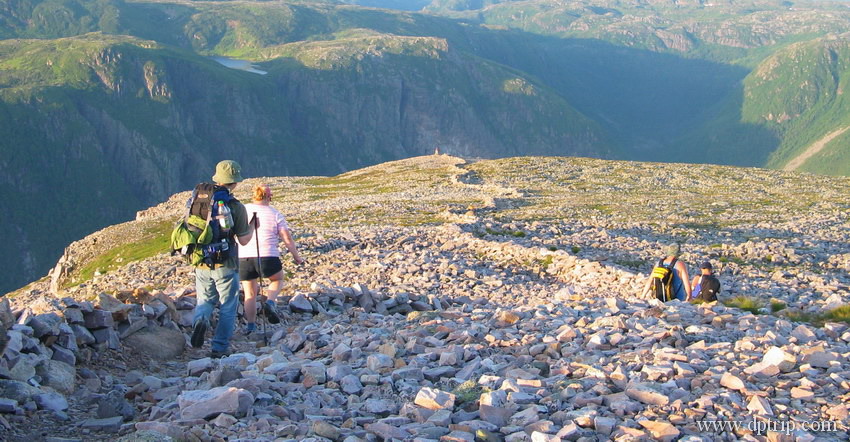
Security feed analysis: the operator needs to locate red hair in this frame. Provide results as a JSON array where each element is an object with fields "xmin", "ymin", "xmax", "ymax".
[{"xmin": 252, "ymin": 184, "xmax": 271, "ymax": 202}]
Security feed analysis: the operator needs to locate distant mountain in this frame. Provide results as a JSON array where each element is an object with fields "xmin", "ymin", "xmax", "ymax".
[
  {"xmin": 750, "ymin": 37, "xmax": 850, "ymax": 174},
  {"xmin": 421, "ymin": 0, "xmax": 850, "ymax": 56},
  {"xmin": 341, "ymin": 0, "xmax": 432, "ymax": 11}
]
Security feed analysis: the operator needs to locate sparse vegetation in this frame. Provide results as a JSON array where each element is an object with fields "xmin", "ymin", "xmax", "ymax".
[
  {"xmin": 723, "ymin": 296, "xmax": 765, "ymax": 315},
  {"xmin": 67, "ymin": 221, "xmax": 172, "ymax": 288},
  {"xmin": 452, "ymin": 380, "xmax": 486, "ymax": 407},
  {"xmin": 484, "ymin": 227, "xmax": 527, "ymax": 238},
  {"xmin": 614, "ymin": 259, "xmax": 645, "ymax": 269},
  {"xmin": 536, "ymin": 255, "xmax": 554, "ymax": 270},
  {"xmin": 823, "ymin": 305, "xmax": 850, "ymax": 324}
]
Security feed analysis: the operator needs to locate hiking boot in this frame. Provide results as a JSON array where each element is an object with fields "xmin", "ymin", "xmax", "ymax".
[
  {"xmin": 263, "ymin": 301, "xmax": 281, "ymax": 324},
  {"xmin": 243, "ymin": 323, "xmax": 256, "ymax": 336},
  {"xmin": 190, "ymin": 318, "xmax": 208, "ymax": 348},
  {"xmin": 210, "ymin": 349, "xmax": 227, "ymax": 359},
  {"xmin": 246, "ymin": 331, "xmax": 266, "ymax": 342}
]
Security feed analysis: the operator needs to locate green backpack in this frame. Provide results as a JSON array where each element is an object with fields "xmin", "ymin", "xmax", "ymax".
[
  {"xmin": 170, "ymin": 214, "xmax": 213, "ymax": 266},
  {"xmin": 170, "ymin": 183, "xmax": 235, "ymax": 266}
]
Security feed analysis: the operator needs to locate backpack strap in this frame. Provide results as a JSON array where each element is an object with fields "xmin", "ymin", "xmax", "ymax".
[
  {"xmin": 667, "ymin": 256, "xmax": 678, "ymax": 269},
  {"xmin": 212, "ymin": 186, "xmax": 235, "ymax": 203},
  {"xmin": 184, "ymin": 189, "xmax": 195, "ymax": 218}
]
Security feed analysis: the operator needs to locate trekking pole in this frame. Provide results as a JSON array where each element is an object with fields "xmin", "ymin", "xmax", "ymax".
[{"xmin": 252, "ymin": 213, "xmax": 269, "ymax": 346}]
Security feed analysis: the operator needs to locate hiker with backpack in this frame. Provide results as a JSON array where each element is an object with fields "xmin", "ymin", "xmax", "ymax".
[
  {"xmin": 642, "ymin": 243, "xmax": 692, "ymax": 302},
  {"xmin": 691, "ymin": 261, "xmax": 721, "ymax": 302},
  {"xmin": 238, "ymin": 183, "xmax": 304, "ymax": 336},
  {"xmin": 173, "ymin": 160, "xmax": 254, "ymax": 358}
]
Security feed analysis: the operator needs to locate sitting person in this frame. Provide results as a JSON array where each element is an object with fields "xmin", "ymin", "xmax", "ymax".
[
  {"xmin": 642, "ymin": 243, "xmax": 691, "ymax": 302},
  {"xmin": 691, "ymin": 261, "xmax": 721, "ymax": 302}
]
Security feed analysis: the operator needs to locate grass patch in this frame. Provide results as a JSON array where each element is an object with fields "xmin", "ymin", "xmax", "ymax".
[
  {"xmin": 587, "ymin": 203, "xmax": 612, "ymax": 214},
  {"xmin": 484, "ymin": 227, "xmax": 526, "ymax": 238},
  {"xmin": 613, "ymin": 258, "xmax": 645, "ymax": 268},
  {"xmin": 718, "ymin": 256, "xmax": 747, "ymax": 265},
  {"xmin": 680, "ymin": 222, "xmax": 720, "ymax": 230},
  {"xmin": 535, "ymin": 255, "xmax": 554, "ymax": 270},
  {"xmin": 771, "ymin": 301, "xmax": 786, "ymax": 313},
  {"xmin": 782, "ymin": 309, "xmax": 823, "ymax": 325},
  {"xmin": 406, "ymin": 310, "xmax": 439, "ymax": 322},
  {"xmin": 571, "ymin": 246, "xmax": 581, "ymax": 254},
  {"xmin": 66, "ymin": 221, "xmax": 171, "ymax": 288},
  {"xmin": 452, "ymin": 379, "xmax": 487, "ymax": 406},
  {"xmin": 723, "ymin": 296, "xmax": 764, "ymax": 314},
  {"xmin": 770, "ymin": 304, "xmax": 849, "ymax": 327},
  {"xmin": 823, "ymin": 304, "xmax": 850, "ymax": 324}
]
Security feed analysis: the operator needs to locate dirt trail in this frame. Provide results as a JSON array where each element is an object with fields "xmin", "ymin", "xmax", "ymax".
[{"xmin": 783, "ymin": 126, "xmax": 849, "ymax": 171}]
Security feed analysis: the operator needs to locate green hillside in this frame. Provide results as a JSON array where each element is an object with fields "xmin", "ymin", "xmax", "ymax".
[
  {"xmin": 749, "ymin": 38, "xmax": 850, "ymax": 174},
  {"xmin": 673, "ymin": 36, "xmax": 850, "ymax": 173}
]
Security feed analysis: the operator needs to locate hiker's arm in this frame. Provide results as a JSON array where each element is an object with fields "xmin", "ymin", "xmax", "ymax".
[
  {"xmin": 678, "ymin": 263, "xmax": 692, "ymax": 299},
  {"xmin": 690, "ymin": 275, "xmax": 699, "ymax": 291},
  {"xmin": 641, "ymin": 274, "xmax": 652, "ymax": 298},
  {"xmin": 279, "ymin": 227, "xmax": 303, "ymax": 264},
  {"xmin": 237, "ymin": 228, "xmax": 254, "ymax": 246},
  {"xmin": 234, "ymin": 205, "xmax": 254, "ymax": 246}
]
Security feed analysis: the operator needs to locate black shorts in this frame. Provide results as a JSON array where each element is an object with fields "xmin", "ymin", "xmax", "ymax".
[{"xmin": 238, "ymin": 257, "xmax": 283, "ymax": 280}]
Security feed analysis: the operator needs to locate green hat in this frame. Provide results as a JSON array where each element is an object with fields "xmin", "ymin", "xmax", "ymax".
[
  {"xmin": 665, "ymin": 243, "xmax": 681, "ymax": 257},
  {"xmin": 212, "ymin": 160, "xmax": 243, "ymax": 184}
]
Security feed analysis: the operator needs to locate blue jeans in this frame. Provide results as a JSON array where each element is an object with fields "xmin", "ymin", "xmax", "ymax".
[{"xmin": 193, "ymin": 266, "xmax": 239, "ymax": 353}]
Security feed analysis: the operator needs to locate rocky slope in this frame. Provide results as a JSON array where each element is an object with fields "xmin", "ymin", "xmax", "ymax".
[{"xmin": 1, "ymin": 155, "xmax": 848, "ymax": 441}]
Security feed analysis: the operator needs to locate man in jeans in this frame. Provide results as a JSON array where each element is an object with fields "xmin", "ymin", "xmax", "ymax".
[{"xmin": 191, "ymin": 160, "xmax": 254, "ymax": 358}]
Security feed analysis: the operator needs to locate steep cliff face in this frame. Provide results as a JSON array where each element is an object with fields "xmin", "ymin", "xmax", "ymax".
[
  {"xmin": 0, "ymin": 34, "xmax": 609, "ymax": 293},
  {"xmin": 270, "ymin": 37, "xmax": 609, "ymax": 162}
]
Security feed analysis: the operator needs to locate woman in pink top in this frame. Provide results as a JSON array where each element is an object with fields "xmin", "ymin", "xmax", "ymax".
[{"xmin": 238, "ymin": 184, "xmax": 304, "ymax": 333}]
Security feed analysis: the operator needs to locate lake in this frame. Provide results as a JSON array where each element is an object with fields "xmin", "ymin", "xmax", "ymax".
[{"xmin": 211, "ymin": 57, "xmax": 268, "ymax": 75}]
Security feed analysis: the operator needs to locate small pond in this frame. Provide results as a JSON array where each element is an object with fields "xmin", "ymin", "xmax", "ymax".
[{"xmin": 211, "ymin": 57, "xmax": 267, "ymax": 75}]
